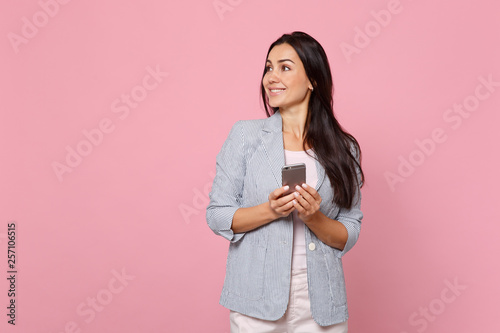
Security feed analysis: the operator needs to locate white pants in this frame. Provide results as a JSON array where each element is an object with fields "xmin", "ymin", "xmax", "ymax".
[{"xmin": 230, "ymin": 269, "xmax": 348, "ymax": 333}]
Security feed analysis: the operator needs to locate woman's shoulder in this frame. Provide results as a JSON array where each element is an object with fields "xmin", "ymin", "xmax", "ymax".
[
  {"xmin": 234, "ymin": 112, "xmax": 281, "ymax": 132},
  {"xmin": 230, "ymin": 115, "xmax": 274, "ymax": 134},
  {"xmin": 235, "ymin": 116, "xmax": 269, "ymax": 127}
]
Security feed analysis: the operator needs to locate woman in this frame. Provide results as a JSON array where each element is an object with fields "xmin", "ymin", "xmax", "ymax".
[{"xmin": 207, "ymin": 31, "xmax": 364, "ymax": 332}]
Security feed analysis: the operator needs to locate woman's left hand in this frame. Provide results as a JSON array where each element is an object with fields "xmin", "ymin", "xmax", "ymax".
[{"xmin": 292, "ymin": 183, "xmax": 322, "ymax": 223}]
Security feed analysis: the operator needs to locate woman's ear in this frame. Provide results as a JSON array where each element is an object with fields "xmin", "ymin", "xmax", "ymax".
[{"xmin": 308, "ymin": 79, "xmax": 316, "ymax": 91}]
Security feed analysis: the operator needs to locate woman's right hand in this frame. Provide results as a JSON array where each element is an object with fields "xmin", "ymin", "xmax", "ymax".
[
  {"xmin": 230, "ymin": 186, "xmax": 297, "ymax": 233},
  {"xmin": 268, "ymin": 185, "xmax": 296, "ymax": 219}
]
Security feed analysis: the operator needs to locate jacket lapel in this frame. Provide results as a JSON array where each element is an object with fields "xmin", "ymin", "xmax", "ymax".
[
  {"xmin": 260, "ymin": 111, "xmax": 326, "ymax": 191},
  {"xmin": 261, "ymin": 112, "xmax": 285, "ymax": 188},
  {"xmin": 314, "ymin": 157, "xmax": 326, "ymax": 191}
]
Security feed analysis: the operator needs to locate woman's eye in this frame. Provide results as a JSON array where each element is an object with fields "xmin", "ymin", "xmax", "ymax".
[
  {"xmin": 265, "ymin": 66, "xmax": 273, "ymax": 72},
  {"xmin": 282, "ymin": 65, "xmax": 290, "ymax": 71}
]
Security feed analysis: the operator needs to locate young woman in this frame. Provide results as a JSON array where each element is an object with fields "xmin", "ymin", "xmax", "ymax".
[{"xmin": 207, "ymin": 31, "xmax": 364, "ymax": 332}]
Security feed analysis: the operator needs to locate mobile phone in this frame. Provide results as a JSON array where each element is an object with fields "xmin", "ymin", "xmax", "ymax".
[{"xmin": 282, "ymin": 163, "xmax": 306, "ymax": 196}]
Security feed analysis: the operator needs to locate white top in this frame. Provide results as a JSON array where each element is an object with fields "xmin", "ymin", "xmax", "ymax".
[{"xmin": 284, "ymin": 149, "xmax": 318, "ymax": 270}]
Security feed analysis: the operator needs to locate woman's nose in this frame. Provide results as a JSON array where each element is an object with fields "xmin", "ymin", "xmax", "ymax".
[{"xmin": 267, "ymin": 71, "xmax": 279, "ymax": 83}]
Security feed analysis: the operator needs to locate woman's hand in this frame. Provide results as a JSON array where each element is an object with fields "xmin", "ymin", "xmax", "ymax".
[
  {"xmin": 291, "ymin": 183, "xmax": 322, "ymax": 223},
  {"xmin": 230, "ymin": 186, "xmax": 296, "ymax": 234},
  {"xmin": 268, "ymin": 186, "xmax": 296, "ymax": 219}
]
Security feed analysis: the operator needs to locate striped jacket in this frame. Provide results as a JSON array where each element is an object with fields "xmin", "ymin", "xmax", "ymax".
[{"xmin": 206, "ymin": 111, "xmax": 363, "ymax": 326}]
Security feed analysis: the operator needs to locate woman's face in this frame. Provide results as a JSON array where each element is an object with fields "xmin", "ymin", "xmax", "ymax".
[{"xmin": 263, "ymin": 43, "xmax": 312, "ymax": 112}]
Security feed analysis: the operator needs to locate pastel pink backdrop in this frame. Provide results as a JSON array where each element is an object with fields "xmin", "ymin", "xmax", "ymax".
[{"xmin": 1, "ymin": 0, "xmax": 499, "ymax": 332}]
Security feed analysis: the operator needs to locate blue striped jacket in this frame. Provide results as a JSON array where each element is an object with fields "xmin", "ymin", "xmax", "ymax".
[{"xmin": 206, "ymin": 111, "xmax": 363, "ymax": 326}]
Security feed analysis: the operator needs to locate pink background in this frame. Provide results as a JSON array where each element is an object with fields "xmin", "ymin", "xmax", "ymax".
[{"xmin": 1, "ymin": 0, "xmax": 499, "ymax": 332}]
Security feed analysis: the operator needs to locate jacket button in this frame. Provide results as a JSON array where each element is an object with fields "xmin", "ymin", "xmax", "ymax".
[{"xmin": 308, "ymin": 242, "xmax": 316, "ymax": 251}]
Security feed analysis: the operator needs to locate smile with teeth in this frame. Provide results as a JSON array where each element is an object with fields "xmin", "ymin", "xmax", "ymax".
[{"xmin": 269, "ymin": 88, "xmax": 286, "ymax": 95}]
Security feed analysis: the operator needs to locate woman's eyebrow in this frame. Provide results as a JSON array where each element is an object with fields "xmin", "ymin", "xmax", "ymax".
[{"xmin": 266, "ymin": 59, "xmax": 295, "ymax": 64}]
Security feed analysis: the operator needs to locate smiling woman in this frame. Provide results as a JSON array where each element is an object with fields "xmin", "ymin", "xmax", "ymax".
[
  {"xmin": 263, "ymin": 44, "xmax": 313, "ymax": 116},
  {"xmin": 207, "ymin": 31, "xmax": 364, "ymax": 333}
]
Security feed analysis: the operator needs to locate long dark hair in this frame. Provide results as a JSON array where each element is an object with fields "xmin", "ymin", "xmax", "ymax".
[{"xmin": 260, "ymin": 31, "xmax": 364, "ymax": 209}]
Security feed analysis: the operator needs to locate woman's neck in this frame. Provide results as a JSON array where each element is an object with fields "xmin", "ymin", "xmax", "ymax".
[{"xmin": 280, "ymin": 107, "xmax": 308, "ymax": 140}]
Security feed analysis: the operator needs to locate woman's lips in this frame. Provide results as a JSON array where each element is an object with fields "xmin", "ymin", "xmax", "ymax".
[{"xmin": 269, "ymin": 88, "xmax": 286, "ymax": 96}]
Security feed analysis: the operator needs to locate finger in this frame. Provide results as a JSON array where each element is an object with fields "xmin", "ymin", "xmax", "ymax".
[
  {"xmin": 292, "ymin": 199, "xmax": 306, "ymax": 213},
  {"xmin": 275, "ymin": 194, "xmax": 294, "ymax": 215},
  {"xmin": 270, "ymin": 194, "xmax": 295, "ymax": 215},
  {"xmin": 299, "ymin": 183, "xmax": 319, "ymax": 197},
  {"xmin": 272, "ymin": 193, "xmax": 294, "ymax": 207},
  {"xmin": 297, "ymin": 184, "xmax": 321, "ymax": 203},
  {"xmin": 294, "ymin": 185, "xmax": 314, "ymax": 204},
  {"xmin": 272, "ymin": 193, "xmax": 295, "ymax": 209},
  {"xmin": 293, "ymin": 191, "xmax": 312, "ymax": 210},
  {"xmin": 282, "ymin": 204, "xmax": 296, "ymax": 215},
  {"xmin": 269, "ymin": 185, "xmax": 289, "ymax": 200},
  {"xmin": 280, "ymin": 192, "xmax": 296, "ymax": 204},
  {"xmin": 278, "ymin": 200, "xmax": 296, "ymax": 216}
]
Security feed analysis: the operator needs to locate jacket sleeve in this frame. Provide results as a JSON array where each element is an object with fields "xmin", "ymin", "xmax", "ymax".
[
  {"xmin": 206, "ymin": 121, "xmax": 246, "ymax": 243},
  {"xmin": 334, "ymin": 144, "xmax": 364, "ymax": 258}
]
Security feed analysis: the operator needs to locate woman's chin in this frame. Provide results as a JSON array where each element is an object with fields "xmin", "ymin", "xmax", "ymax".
[{"xmin": 268, "ymin": 100, "xmax": 284, "ymax": 109}]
